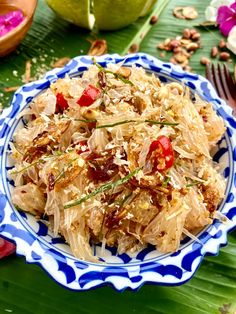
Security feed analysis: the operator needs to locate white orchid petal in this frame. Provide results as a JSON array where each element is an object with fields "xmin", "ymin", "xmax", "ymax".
[
  {"xmin": 205, "ymin": 6, "xmax": 218, "ymax": 22},
  {"xmin": 226, "ymin": 25, "xmax": 236, "ymax": 54},
  {"xmin": 211, "ymin": 0, "xmax": 223, "ymax": 7},
  {"xmin": 211, "ymin": 0, "xmax": 234, "ymax": 8}
]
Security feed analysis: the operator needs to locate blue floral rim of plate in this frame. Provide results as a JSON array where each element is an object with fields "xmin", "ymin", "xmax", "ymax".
[{"xmin": 0, "ymin": 53, "xmax": 236, "ymax": 291}]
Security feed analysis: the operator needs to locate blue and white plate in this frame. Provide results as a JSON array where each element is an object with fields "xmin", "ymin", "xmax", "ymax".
[{"xmin": 0, "ymin": 53, "xmax": 236, "ymax": 291}]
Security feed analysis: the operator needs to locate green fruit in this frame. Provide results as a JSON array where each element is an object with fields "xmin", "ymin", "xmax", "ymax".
[
  {"xmin": 46, "ymin": 0, "xmax": 94, "ymax": 29},
  {"xmin": 93, "ymin": 0, "xmax": 156, "ymax": 31},
  {"xmin": 46, "ymin": 0, "xmax": 157, "ymax": 31}
]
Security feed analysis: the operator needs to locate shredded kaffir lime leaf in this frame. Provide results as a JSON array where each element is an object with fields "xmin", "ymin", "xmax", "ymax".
[
  {"xmin": 96, "ymin": 119, "xmax": 178, "ymax": 129},
  {"xmin": 64, "ymin": 168, "xmax": 141, "ymax": 209}
]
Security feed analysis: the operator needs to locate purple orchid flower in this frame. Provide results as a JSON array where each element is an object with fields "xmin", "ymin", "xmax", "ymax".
[{"xmin": 217, "ymin": 1, "xmax": 236, "ymax": 36}]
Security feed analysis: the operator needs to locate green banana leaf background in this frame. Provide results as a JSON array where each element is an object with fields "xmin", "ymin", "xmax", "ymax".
[{"xmin": 0, "ymin": 0, "xmax": 236, "ymax": 313}]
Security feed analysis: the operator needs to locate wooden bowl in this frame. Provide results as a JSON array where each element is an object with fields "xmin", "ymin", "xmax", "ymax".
[{"xmin": 0, "ymin": 0, "xmax": 38, "ymax": 57}]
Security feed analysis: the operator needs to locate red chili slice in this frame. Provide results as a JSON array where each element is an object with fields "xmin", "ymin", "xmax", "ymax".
[
  {"xmin": 147, "ymin": 135, "xmax": 174, "ymax": 172},
  {"xmin": 76, "ymin": 141, "xmax": 89, "ymax": 154},
  {"xmin": 56, "ymin": 93, "xmax": 69, "ymax": 113},
  {"xmin": 77, "ymin": 85, "xmax": 100, "ymax": 107}
]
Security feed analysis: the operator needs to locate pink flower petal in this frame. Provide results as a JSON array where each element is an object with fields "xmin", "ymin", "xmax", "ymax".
[
  {"xmin": 219, "ymin": 16, "xmax": 236, "ymax": 35},
  {"xmin": 217, "ymin": 3, "xmax": 236, "ymax": 36},
  {"xmin": 230, "ymin": 2, "xmax": 236, "ymax": 11},
  {"xmin": 217, "ymin": 6, "xmax": 232, "ymax": 24},
  {"xmin": 0, "ymin": 238, "xmax": 15, "ymax": 259}
]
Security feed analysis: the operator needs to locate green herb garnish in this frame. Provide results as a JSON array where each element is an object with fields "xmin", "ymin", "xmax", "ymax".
[
  {"xmin": 115, "ymin": 191, "xmax": 133, "ymax": 208},
  {"xmin": 186, "ymin": 181, "xmax": 203, "ymax": 188},
  {"xmin": 185, "ymin": 177, "xmax": 205, "ymax": 188},
  {"xmin": 53, "ymin": 158, "xmax": 78, "ymax": 185},
  {"xmin": 162, "ymin": 176, "xmax": 171, "ymax": 187},
  {"xmin": 144, "ymin": 120, "xmax": 178, "ymax": 126},
  {"xmin": 64, "ymin": 168, "xmax": 141, "ymax": 209},
  {"xmin": 96, "ymin": 119, "xmax": 136, "ymax": 129},
  {"xmin": 96, "ymin": 119, "xmax": 178, "ymax": 129},
  {"xmin": 10, "ymin": 152, "xmax": 64, "ymax": 175},
  {"xmin": 10, "ymin": 159, "xmax": 43, "ymax": 175},
  {"xmin": 74, "ymin": 118, "xmax": 97, "ymax": 123},
  {"xmin": 94, "ymin": 62, "xmax": 134, "ymax": 86}
]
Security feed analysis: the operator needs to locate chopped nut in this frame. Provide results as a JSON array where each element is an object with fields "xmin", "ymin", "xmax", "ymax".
[
  {"xmin": 173, "ymin": 7, "xmax": 185, "ymax": 19},
  {"xmin": 164, "ymin": 38, "xmax": 171, "ymax": 46},
  {"xmin": 191, "ymin": 32, "xmax": 201, "ymax": 41},
  {"xmin": 190, "ymin": 29, "xmax": 197, "ymax": 37},
  {"xmin": 219, "ymin": 39, "xmax": 226, "ymax": 49},
  {"xmin": 168, "ymin": 82, "xmax": 184, "ymax": 95},
  {"xmin": 173, "ymin": 47, "xmax": 182, "ymax": 53},
  {"xmin": 180, "ymin": 59, "xmax": 189, "ymax": 68},
  {"xmin": 169, "ymin": 57, "xmax": 177, "ymax": 64},
  {"xmin": 173, "ymin": 6, "xmax": 198, "ymax": 20},
  {"xmin": 81, "ymin": 108, "xmax": 98, "ymax": 119},
  {"xmin": 180, "ymin": 38, "xmax": 191, "ymax": 46},
  {"xmin": 183, "ymin": 28, "xmax": 191, "ymax": 39},
  {"xmin": 157, "ymin": 86, "xmax": 169, "ymax": 100},
  {"xmin": 150, "ymin": 15, "xmax": 158, "ymax": 25},
  {"xmin": 200, "ymin": 57, "xmax": 210, "ymax": 65},
  {"xmin": 156, "ymin": 26, "xmax": 200, "ymax": 70},
  {"xmin": 174, "ymin": 52, "xmax": 188, "ymax": 63},
  {"xmin": 117, "ymin": 67, "xmax": 131, "ymax": 78},
  {"xmin": 183, "ymin": 7, "xmax": 198, "ymax": 19},
  {"xmin": 157, "ymin": 43, "xmax": 165, "ymax": 50},
  {"xmin": 185, "ymin": 65, "xmax": 192, "ymax": 72},
  {"xmin": 186, "ymin": 42, "xmax": 199, "ymax": 52},
  {"xmin": 129, "ymin": 43, "xmax": 139, "ymax": 53},
  {"xmin": 169, "ymin": 39, "xmax": 180, "ymax": 49},
  {"xmin": 219, "ymin": 52, "xmax": 230, "ymax": 61},
  {"xmin": 211, "ymin": 46, "xmax": 218, "ymax": 58},
  {"xmin": 132, "ymin": 96, "xmax": 147, "ymax": 113},
  {"xmin": 88, "ymin": 39, "xmax": 107, "ymax": 56}
]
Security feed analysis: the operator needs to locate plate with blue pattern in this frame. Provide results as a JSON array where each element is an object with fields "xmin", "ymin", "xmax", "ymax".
[{"xmin": 0, "ymin": 53, "xmax": 236, "ymax": 291}]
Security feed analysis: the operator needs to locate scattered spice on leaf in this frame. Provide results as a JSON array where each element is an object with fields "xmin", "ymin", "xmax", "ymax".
[
  {"xmin": 219, "ymin": 51, "xmax": 230, "ymax": 61},
  {"xmin": 24, "ymin": 60, "xmax": 32, "ymax": 83},
  {"xmin": 200, "ymin": 56, "xmax": 211, "ymax": 65},
  {"xmin": 129, "ymin": 43, "xmax": 139, "ymax": 53},
  {"xmin": 157, "ymin": 28, "xmax": 201, "ymax": 71},
  {"xmin": 52, "ymin": 57, "xmax": 71, "ymax": 68},
  {"xmin": 3, "ymin": 86, "xmax": 20, "ymax": 92},
  {"xmin": 211, "ymin": 46, "xmax": 218, "ymax": 58},
  {"xmin": 150, "ymin": 15, "xmax": 158, "ymax": 25},
  {"xmin": 182, "ymin": 6, "xmax": 198, "ymax": 20},
  {"xmin": 173, "ymin": 6, "xmax": 198, "ymax": 20},
  {"xmin": 88, "ymin": 39, "xmax": 107, "ymax": 56}
]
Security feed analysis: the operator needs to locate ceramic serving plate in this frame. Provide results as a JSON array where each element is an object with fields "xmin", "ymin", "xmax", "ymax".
[{"xmin": 0, "ymin": 53, "xmax": 236, "ymax": 291}]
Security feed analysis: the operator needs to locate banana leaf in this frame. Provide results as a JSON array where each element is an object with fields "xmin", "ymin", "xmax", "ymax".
[{"xmin": 0, "ymin": 0, "xmax": 236, "ymax": 313}]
